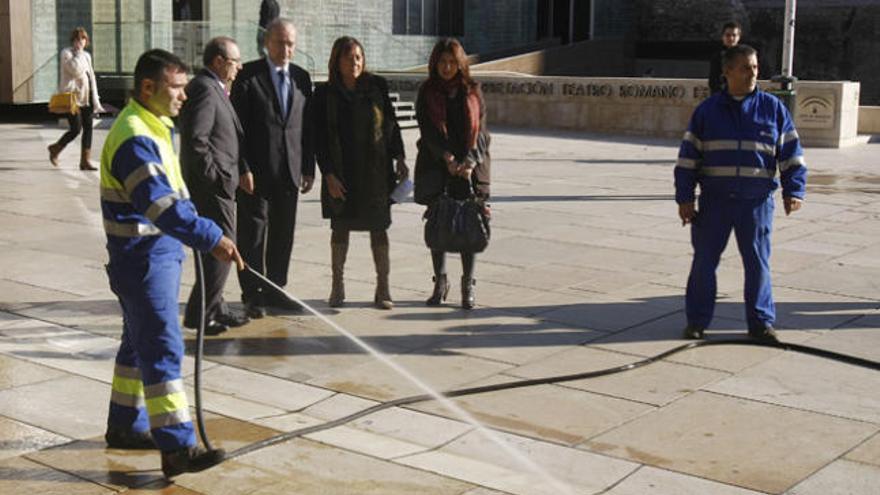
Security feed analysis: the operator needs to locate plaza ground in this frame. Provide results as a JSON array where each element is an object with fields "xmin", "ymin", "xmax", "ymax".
[{"xmin": 0, "ymin": 120, "xmax": 878, "ymax": 494}]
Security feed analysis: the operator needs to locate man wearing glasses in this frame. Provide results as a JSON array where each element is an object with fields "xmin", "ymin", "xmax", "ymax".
[{"xmin": 180, "ymin": 36, "xmax": 250, "ymax": 335}]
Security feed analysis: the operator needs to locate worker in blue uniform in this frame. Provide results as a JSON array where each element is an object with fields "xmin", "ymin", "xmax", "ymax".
[
  {"xmin": 675, "ymin": 44, "xmax": 807, "ymax": 341},
  {"xmin": 100, "ymin": 49, "xmax": 243, "ymax": 478}
]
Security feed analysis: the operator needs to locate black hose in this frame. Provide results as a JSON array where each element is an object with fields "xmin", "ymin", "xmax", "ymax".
[
  {"xmin": 215, "ymin": 266, "xmax": 880, "ymax": 461},
  {"xmin": 192, "ymin": 250, "xmax": 214, "ymax": 451}
]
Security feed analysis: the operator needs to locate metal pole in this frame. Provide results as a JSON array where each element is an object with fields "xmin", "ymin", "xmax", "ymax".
[
  {"xmin": 568, "ymin": 0, "xmax": 575, "ymax": 44},
  {"xmin": 781, "ymin": 0, "xmax": 796, "ymax": 77},
  {"xmin": 772, "ymin": 0, "xmax": 797, "ymax": 112}
]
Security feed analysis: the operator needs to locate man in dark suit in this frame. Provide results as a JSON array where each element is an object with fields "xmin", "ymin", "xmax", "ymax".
[
  {"xmin": 231, "ymin": 18, "xmax": 315, "ymax": 318},
  {"xmin": 708, "ymin": 21, "xmax": 741, "ymax": 94},
  {"xmin": 180, "ymin": 36, "xmax": 250, "ymax": 335}
]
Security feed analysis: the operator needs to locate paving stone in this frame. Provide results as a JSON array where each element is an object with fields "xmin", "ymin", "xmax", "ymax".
[
  {"xmin": 308, "ymin": 353, "xmax": 513, "ymax": 401},
  {"xmin": 398, "ymin": 428, "xmax": 638, "ymax": 495},
  {"xmin": 0, "ymin": 375, "xmax": 108, "ymax": 439},
  {"xmin": 785, "ymin": 460, "xmax": 880, "ymax": 495},
  {"xmin": 0, "ymin": 456, "xmax": 115, "ymax": 494},
  {"xmin": 604, "ymin": 466, "xmax": 764, "ymax": 495},
  {"xmin": 707, "ymin": 351, "xmax": 880, "ymax": 424},
  {"xmin": 0, "ymin": 417, "xmax": 70, "ymax": 461},
  {"xmin": 414, "ymin": 381, "xmax": 654, "ymax": 445},
  {"xmin": 192, "ymin": 364, "xmax": 334, "ymax": 412},
  {"xmin": 185, "ymin": 438, "xmax": 475, "ymax": 495},
  {"xmin": 845, "ymin": 432, "xmax": 880, "ymax": 467},
  {"xmin": 0, "ymin": 353, "xmax": 65, "ymax": 390},
  {"xmin": 585, "ymin": 391, "xmax": 877, "ymax": 493},
  {"xmin": 508, "ymin": 346, "xmax": 729, "ymax": 406}
]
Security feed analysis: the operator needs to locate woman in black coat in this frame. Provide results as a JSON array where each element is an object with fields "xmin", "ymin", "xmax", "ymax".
[
  {"xmin": 313, "ymin": 36, "xmax": 408, "ymax": 309},
  {"xmin": 414, "ymin": 38, "xmax": 491, "ymax": 309}
]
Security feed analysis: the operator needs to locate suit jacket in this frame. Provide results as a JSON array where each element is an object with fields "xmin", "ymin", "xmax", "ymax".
[
  {"xmin": 231, "ymin": 58, "xmax": 315, "ymax": 195},
  {"xmin": 179, "ymin": 68, "xmax": 245, "ymax": 201}
]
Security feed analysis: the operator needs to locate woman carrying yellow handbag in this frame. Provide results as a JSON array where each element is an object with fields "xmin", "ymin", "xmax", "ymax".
[{"xmin": 47, "ymin": 27, "xmax": 104, "ymax": 170}]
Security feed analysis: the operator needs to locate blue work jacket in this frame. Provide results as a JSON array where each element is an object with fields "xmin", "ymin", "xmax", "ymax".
[{"xmin": 675, "ymin": 88, "xmax": 807, "ymax": 204}]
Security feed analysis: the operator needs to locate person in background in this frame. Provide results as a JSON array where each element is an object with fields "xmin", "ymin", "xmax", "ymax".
[
  {"xmin": 414, "ymin": 38, "xmax": 491, "ymax": 310},
  {"xmin": 48, "ymin": 27, "xmax": 104, "ymax": 170},
  {"xmin": 231, "ymin": 18, "xmax": 315, "ymax": 318},
  {"xmin": 676, "ymin": 44, "xmax": 807, "ymax": 342},
  {"xmin": 257, "ymin": 0, "xmax": 280, "ymax": 56},
  {"xmin": 100, "ymin": 48, "xmax": 242, "ymax": 478},
  {"xmin": 708, "ymin": 21, "xmax": 742, "ymax": 94},
  {"xmin": 179, "ymin": 36, "xmax": 250, "ymax": 336},
  {"xmin": 313, "ymin": 36, "xmax": 408, "ymax": 309}
]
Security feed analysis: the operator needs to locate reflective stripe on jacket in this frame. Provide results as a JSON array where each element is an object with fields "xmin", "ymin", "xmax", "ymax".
[
  {"xmin": 100, "ymin": 99, "xmax": 221, "ymax": 260},
  {"xmin": 674, "ymin": 89, "xmax": 807, "ymax": 204}
]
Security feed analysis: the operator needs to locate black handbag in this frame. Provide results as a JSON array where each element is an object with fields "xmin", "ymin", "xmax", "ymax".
[{"xmin": 423, "ymin": 184, "xmax": 490, "ymax": 253}]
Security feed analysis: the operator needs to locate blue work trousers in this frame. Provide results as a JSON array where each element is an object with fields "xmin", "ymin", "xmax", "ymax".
[
  {"xmin": 106, "ymin": 257, "xmax": 196, "ymax": 451},
  {"xmin": 685, "ymin": 194, "xmax": 775, "ymax": 330}
]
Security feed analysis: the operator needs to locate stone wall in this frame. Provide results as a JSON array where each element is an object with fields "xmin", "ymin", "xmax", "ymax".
[{"xmin": 385, "ymin": 74, "xmax": 861, "ymax": 147}]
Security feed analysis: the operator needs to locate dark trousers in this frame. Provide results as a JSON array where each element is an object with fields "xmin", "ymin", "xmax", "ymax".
[
  {"xmin": 184, "ymin": 193, "xmax": 235, "ymax": 325},
  {"xmin": 236, "ymin": 188, "xmax": 299, "ymax": 302},
  {"xmin": 58, "ymin": 105, "xmax": 94, "ymax": 149},
  {"xmin": 686, "ymin": 194, "xmax": 775, "ymax": 330}
]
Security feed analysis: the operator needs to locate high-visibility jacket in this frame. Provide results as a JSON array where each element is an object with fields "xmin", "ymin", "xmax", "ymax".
[
  {"xmin": 100, "ymin": 99, "xmax": 221, "ymax": 260},
  {"xmin": 675, "ymin": 88, "xmax": 807, "ymax": 204}
]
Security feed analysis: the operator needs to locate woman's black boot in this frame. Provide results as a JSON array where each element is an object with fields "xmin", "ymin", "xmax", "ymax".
[
  {"xmin": 426, "ymin": 274, "xmax": 449, "ymax": 305},
  {"xmin": 461, "ymin": 276, "xmax": 475, "ymax": 309}
]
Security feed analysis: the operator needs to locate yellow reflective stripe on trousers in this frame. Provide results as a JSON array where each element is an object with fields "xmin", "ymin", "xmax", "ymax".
[
  {"xmin": 111, "ymin": 372, "xmax": 145, "ymax": 408},
  {"xmin": 103, "ymin": 219, "xmax": 161, "ymax": 237},
  {"xmin": 144, "ymin": 379, "xmax": 191, "ymax": 428},
  {"xmin": 699, "ymin": 166, "xmax": 775, "ymax": 178}
]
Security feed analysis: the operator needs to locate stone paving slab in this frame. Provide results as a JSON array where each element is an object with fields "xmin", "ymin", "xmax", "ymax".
[
  {"xmin": 584, "ymin": 391, "xmax": 878, "ymax": 494},
  {"xmin": 785, "ymin": 460, "xmax": 880, "ymax": 495},
  {"xmin": 604, "ymin": 466, "xmax": 765, "ymax": 495},
  {"xmin": 1, "ymin": 123, "xmax": 879, "ymax": 493},
  {"xmin": 706, "ymin": 351, "xmax": 880, "ymax": 424}
]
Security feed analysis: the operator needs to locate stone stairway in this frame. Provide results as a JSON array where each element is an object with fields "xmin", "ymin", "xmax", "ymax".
[{"xmin": 390, "ymin": 92, "xmax": 417, "ymax": 129}]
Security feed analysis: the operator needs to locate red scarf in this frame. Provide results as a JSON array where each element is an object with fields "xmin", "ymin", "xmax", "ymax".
[{"xmin": 424, "ymin": 76, "xmax": 481, "ymax": 151}]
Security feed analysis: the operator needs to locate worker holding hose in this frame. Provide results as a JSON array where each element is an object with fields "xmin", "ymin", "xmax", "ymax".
[{"xmin": 99, "ymin": 49, "xmax": 243, "ymax": 478}]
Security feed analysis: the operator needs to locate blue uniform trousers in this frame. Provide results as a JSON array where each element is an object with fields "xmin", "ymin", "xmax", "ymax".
[
  {"xmin": 686, "ymin": 194, "xmax": 775, "ymax": 330},
  {"xmin": 106, "ymin": 257, "xmax": 196, "ymax": 451}
]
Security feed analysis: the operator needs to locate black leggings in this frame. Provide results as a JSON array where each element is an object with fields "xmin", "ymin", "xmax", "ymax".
[
  {"xmin": 58, "ymin": 105, "xmax": 93, "ymax": 149},
  {"xmin": 431, "ymin": 250, "xmax": 475, "ymax": 280}
]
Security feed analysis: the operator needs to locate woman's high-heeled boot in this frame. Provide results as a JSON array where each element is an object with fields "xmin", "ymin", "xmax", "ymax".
[
  {"xmin": 372, "ymin": 241, "xmax": 393, "ymax": 310},
  {"xmin": 426, "ymin": 274, "xmax": 449, "ymax": 306},
  {"xmin": 328, "ymin": 241, "xmax": 348, "ymax": 307},
  {"xmin": 461, "ymin": 276, "xmax": 475, "ymax": 310}
]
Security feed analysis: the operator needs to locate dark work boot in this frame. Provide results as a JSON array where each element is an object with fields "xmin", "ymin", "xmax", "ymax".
[
  {"xmin": 161, "ymin": 446, "xmax": 226, "ymax": 479},
  {"xmin": 426, "ymin": 274, "xmax": 449, "ymax": 306},
  {"xmin": 748, "ymin": 325, "xmax": 779, "ymax": 343},
  {"xmin": 104, "ymin": 425, "xmax": 156, "ymax": 450},
  {"xmin": 681, "ymin": 324, "xmax": 705, "ymax": 340},
  {"xmin": 461, "ymin": 276, "xmax": 475, "ymax": 310}
]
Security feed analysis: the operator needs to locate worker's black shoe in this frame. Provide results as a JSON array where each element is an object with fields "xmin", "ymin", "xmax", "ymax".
[
  {"xmin": 161, "ymin": 446, "xmax": 226, "ymax": 479},
  {"xmin": 681, "ymin": 324, "xmax": 705, "ymax": 340},
  {"xmin": 265, "ymin": 293, "xmax": 304, "ymax": 313},
  {"xmin": 748, "ymin": 325, "xmax": 779, "ymax": 343},
  {"xmin": 104, "ymin": 426, "xmax": 156, "ymax": 450},
  {"xmin": 214, "ymin": 310, "xmax": 250, "ymax": 328}
]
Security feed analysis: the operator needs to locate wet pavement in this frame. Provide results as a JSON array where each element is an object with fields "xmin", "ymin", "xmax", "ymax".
[{"xmin": 0, "ymin": 119, "xmax": 878, "ymax": 494}]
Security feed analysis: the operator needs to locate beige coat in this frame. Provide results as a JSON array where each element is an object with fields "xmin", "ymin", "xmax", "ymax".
[{"xmin": 59, "ymin": 47, "xmax": 103, "ymax": 111}]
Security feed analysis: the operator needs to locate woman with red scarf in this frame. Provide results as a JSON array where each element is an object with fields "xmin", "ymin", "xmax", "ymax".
[{"xmin": 414, "ymin": 38, "xmax": 491, "ymax": 309}]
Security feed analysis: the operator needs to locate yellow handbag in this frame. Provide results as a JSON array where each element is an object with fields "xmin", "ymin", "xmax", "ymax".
[{"xmin": 48, "ymin": 92, "xmax": 79, "ymax": 115}]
